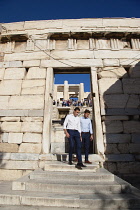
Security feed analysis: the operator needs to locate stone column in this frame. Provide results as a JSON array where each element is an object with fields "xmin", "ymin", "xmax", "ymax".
[
  {"xmin": 42, "ymin": 67, "xmax": 54, "ymax": 153},
  {"xmin": 64, "ymin": 80, "xmax": 69, "ymax": 100},
  {"xmin": 53, "ymin": 85, "xmax": 57, "ymax": 101},
  {"xmin": 90, "ymin": 67, "xmax": 104, "ymax": 155},
  {"xmin": 79, "ymin": 83, "xmax": 84, "ymax": 101}
]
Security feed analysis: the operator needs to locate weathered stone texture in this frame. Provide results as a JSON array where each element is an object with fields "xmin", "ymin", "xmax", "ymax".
[
  {"xmin": 8, "ymin": 133, "xmax": 23, "ymax": 144},
  {"xmin": 122, "ymin": 79, "xmax": 140, "ymax": 94},
  {"xmin": 0, "ymin": 117, "xmax": 20, "ymax": 122},
  {"xmin": 0, "ymin": 143, "xmax": 19, "ymax": 153},
  {"xmin": 103, "ymin": 59, "xmax": 119, "ymax": 66},
  {"xmin": 129, "ymin": 65, "xmax": 140, "ymax": 78},
  {"xmin": 102, "ymin": 121, "xmax": 123, "ymax": 133},
  {"xmin": 103, "ymin": 94, "xmax": 129, "ymax": 108},
  {"xmin": 0, "ymin": 160, "xmax": 38, "ymax": 169},
  {"xmin": 10, "ymin": 153, "xmax": 39, "ymax": 160},
  {"xmin": 23, "ymin": 60, "xmax": 40, "ymax": 67},
  {"xmin": 104, "ymin": 134, "xmax": 131, "ymax": 144},
  {"xmin": 0, "ymin": 96, "xmax": 10, "ymax": 109},
  {"xmin": 21, "ymin": 122, "xmax": 43, "ymax": 133},
  {"xmin": 19, "ymin": 143, "xmax": 41, "ymax": 153},
  {"xmin": 26, "ymin": 67, "xmax": 46, "ymax": 79},
  {"xmin": 132, "ymin": 134, "xmax": 140, "ymax": 143},
  {"xmin": 23, "ymin": 133, "xmax": 42, "ymax": 143},
  {"xmin": 9, "ymin": 95, "xmax": 44, "ymax": 110},
  {"xmin": 129, "ymin": 144, "xmax": 140, "ymax": 154},
  {"xmin": 102, "ymin": 116, "xmax": 129, "ymax": 121},
  {"xmin": 21, "ymin": 117, "xmax": 43, "ymax": 122},
  {"xmin": 104, "ymin": 144, "xmax": 120, "ymax": 154},
  {"xmin": 1, "ymin": 133, "xmax": 9, "ymax": 143},
  {"xmin": 4, "ymin": 68, "xmax": 26, "ymax": 80},
  {"xmin": 98, "ymin": 78, "xmax": 122, "ymax": 95},
  {"xmin": 0, "ymin": 80, "xmax": 22, "ymax": 95},
  {"xmin": 126, "ymin": 95, "xmax": 140, "ymax": 108},
  {"xmin": 21, "ymin": 80, "xmax": 45, "ymax": 95},
  {"xmin": 105, "ymin": 154, "xmax": 135, "ymax": 162},
  {"xmin": 1, "ymin": 122, "xmax": 21, "ymax": 132},
  {"xmin": 123, "ymin": 121, "xmax": 140, "ymax": 133},
  {"xmin": 0, "ymin": 68, "xmax": 5, "ymax": 80},
  {"xmin": 4, "ymin": 52, "xmax": 49, "ymax": 61}
]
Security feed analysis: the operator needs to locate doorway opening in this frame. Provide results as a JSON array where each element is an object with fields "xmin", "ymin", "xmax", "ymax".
[{"xmin": 51, "ymin": 68, "xmax": 95, "ymax": 155}]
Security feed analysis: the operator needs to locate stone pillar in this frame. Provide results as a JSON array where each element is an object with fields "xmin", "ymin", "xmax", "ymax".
[
  {"xmin": 90, "ymin": 67, "xmax": 104, "ymax": 155},
  {"xmin": 79, "ymin": 83, "xmax": 84, "ymax": 101},
  {"xmin": 64, "ymin": 80, "xmax": 69, "ymax": 100},
  {"xmin": 53, "ymin": 85, "xmax": 57, "ymax": 101},
  {"xmin": 42, "ymin": 67, "xmax": 54, "ymax": 153}
]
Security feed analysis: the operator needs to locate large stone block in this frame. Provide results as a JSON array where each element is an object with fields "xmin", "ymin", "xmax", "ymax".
[
  {"xmin": 41, "ymin": 59, "xmax": 103, "ymax": 68},
  {"xmin": 4, "ymin": 52, "xmax": 50, "ymax": 61},
  {"xmin": 0, "ymin": 117, "xmax": 20, "ymax": 122},
  {"xmin": 0, "ymin": 61, "xmax": 22, "ymax": 68},
  {"xmin": 9, "ymin": 95, "xmax": 44, "ymax": 110},
  {"xmin": 105, "ymin": 154, "xmax": 135, "ymax": 162},
  {"xmin": 120, "ymin": 59, "xmax": 140, "ymax": 66},
  {"xmin": 23, "ymin": 133, "xmax": 42, "ymax": 143},
  {"xmin": 103, "ymin": 59, "xmax": 119, "ymax": 66},
  {"xmin": 1, "ymin": 133, "xmax": 9, "ymax": 143},
  {"xmin": 94, "ymin": 50, "xmax": 140, "ymax": 59},
  {"xmin": 129, "ymin": 144, "xmax": 140, "ymax": 154},
  {"xmin": 19, "ymin": 143, "xmax": 41, "ymax": 153},
  {"xmin": 122, "ymin": 79, "xmax": 140, "ymax": 94},
  {"xmin": 21, "ymin": 80, "xmax": 45, "ymax": 95},
  {"xmin": 0, "ymin": 110, "xmax": 29, "ymax": 117},
  {"xmin": 21, "ymin": 117, "xmax": 43, "ymax": 122},
  {"xmin": 0, "ymin": 160, "xmax": 38, "ymax": 169},
  {"xmin": 26, "ymin": 67, "xmax": 46, "ymax": 79},
  {"xmin": 104, "ymin": 134, "xmax": 131, "ymax": 143},
  {"xmin": 0, "ymin": 169, "xmax": 23, "ymax": 181},
  {"xmin": 0, "ymin": 80, "xmax": 22, "ymax": 95},
  {"xmin": 132, "ymin": 134, "xmax": 140, "ymax": 144},
  {"xmin": 51, "ymin": 50, "xmax": 94, "ymax": 59},
  {"xmin": 103, "ymin": 67, "xmax": 127, "ymax": 78},
  {"xmin": 117, "ymin": 162, "xmax": 131, "ymax": 174},
  {"xmin": 2, "ymin": 22, "xmax": 24, "ymax": 31},
  {"xmin": 1, "ymin": 122, "xmax": 21, "ymax": 132},
  {"xmin": 129, "ymin": 64, "xmax": 140, "ymax": 78},
  {"xmin": 102, "ymin": 116, "xmax": 129, "ymax": 121},
  {"xmin": 98, "ymin": 71, "xmax": 117, "ymax": 79},
  {"xmin": 10, "ymin": 153, "xmax": 39, "ymax": 160},
  {"xmin": 0, "ymin": 96, "xmax": 10, "ymax": 109},
  {"xmin": 126, "ymin": 94, "xmax": 140, "ymax": 108},
  {"xmin": 123, "ymin": 121, "xmax": 140, "ymax": 133},
  {"xmin": 23, "ymin": 60, "xmax": 40, "ymax": 67},
  {"xmin": 98, "ymin": 78, "xmax": 123, "ymax": 95},
  {"xmin": 118, "ymin": 144, "xmax": 129, "ymax": 154},
  {"xmin": 103, "ymin": 94, "xmax": 129, "ymax": 108},
  {"xmin": 102, "ymin": 121, "xmax": 123, "ymax": 133},
  {"xmin": 8, "ymin": 133, "xmax": 23, "ymax": 144},
  {"xmin": 21, "ymin": 122, "xmax": 43, "ymax": 133},
  {"xmin": 51, "ymin": 142, "xmax": 67, "ymax": 153},
  {"xmin": 51, "ymin": 130, "xmax": 65, "ymax": 143},
  {"xmin": 24, "ymin": 19, "xmax": 63, "ymax": 29},
  {"xmin": 104, "ymin": 144, "xmax": 120, "ymax": 154},
  {"xmin": 0, "ymin": 152, "xmax": 10, "ymax": 159},
  {"xmin": 4, "ymin": 68, "xmax": 26, "ymax": 80},
  {"xmin": 0, "ymin": 143, "xmax": 19, "ymax": 153},
  {"xmin": 28, "ymin": 110, "xmax": 44, "ymax": 117},
  {"xmin": 0, "ymin": 68, "xmax": 5, "ymax": 80}
]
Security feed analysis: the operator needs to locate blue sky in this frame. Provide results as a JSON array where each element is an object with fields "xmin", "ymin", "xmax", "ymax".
[{"xmin": 0, "ymin": 0, "xmax": 139, "ymax": 91}]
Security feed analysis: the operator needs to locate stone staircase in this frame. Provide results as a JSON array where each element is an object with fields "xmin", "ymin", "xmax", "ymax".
[{"xmin": 0, "ymin": 160, "xmax": 140, "ymax": 209}]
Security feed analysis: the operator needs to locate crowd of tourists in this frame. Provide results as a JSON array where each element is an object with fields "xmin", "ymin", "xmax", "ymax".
[{"xmin": 53, "ymin": 99, "xmax": 92, "ymax": 107}]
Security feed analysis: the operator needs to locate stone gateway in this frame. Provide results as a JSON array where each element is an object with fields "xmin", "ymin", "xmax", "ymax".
[{"xmin": 0, "ymin": 18, "xmax": 140, "ymax": 185}]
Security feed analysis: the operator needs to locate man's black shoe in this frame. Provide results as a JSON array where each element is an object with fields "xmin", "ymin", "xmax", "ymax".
[
  {"xmin": 78, "ymin": 163, "xmax": 87, "ymax": 167},
  {"xmin": 75, "ymin": 164, "xmax": 82, "ymax": 170},
  {"xmin": 68, "ymin": 161, "xmax": 73, "ymax": 165}
]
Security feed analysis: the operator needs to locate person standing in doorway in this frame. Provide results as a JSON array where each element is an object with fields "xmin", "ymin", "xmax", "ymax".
[
  {"xmin": 80, "ymin": 109, "xmax": 93, "ymax": 164},
  {"xmin": 63, "ymin": 107, "xmax": 86, "ymax": 169}
]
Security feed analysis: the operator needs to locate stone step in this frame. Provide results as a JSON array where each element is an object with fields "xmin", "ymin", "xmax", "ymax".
[
  {"xmin": 0, "ymin": 188, "xmax": 140, "ymax": 209},
  {"xmin": 12, "ymin": 179, "xmax": 132, "ymax": 194},
  {"xmin": 44, "ymin": 161, "xmax": 99, "ymax": 172},
  {"xmin": 29, "ymin": 168, "xmax": 114, "ymax": 182},
  {"xmin": 0, "ymin": 207, "xmax": 139, "ymax": 210}
]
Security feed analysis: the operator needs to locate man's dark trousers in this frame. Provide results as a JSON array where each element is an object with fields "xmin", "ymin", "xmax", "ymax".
[
  {"xmin": 81, "ymin": 132, "xmax": 90, "ymax": 161},
  {"xmin": 67, "ymin": 129, "xmax": 82, "ymax": 163}
]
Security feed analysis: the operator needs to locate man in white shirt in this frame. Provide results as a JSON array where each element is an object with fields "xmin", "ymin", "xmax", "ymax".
[
  {"xmin": 63, "ymin": 107, "xmax": 86, "ymax": 169},
  {"xmin": 80, "ymin": 109, "xmax": 93, "ymax": 164}
]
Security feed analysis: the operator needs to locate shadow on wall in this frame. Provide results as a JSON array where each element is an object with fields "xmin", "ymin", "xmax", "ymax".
[
  {"xmin": 99, "ymin": 61, "xmax": 140, "ymax": 187},
  {"xmin": 0, "ymin": 127, "xmax": 6, "ymax": 168}
]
